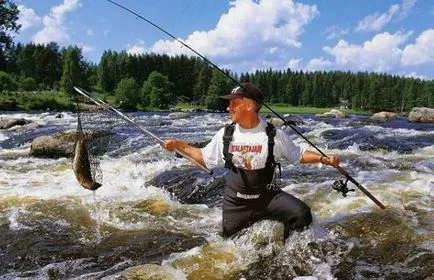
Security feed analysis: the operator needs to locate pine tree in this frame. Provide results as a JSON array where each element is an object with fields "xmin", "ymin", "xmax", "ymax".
[{"xmin": 60, "ymin": 47, "xmax": 86, "ymax": 97}]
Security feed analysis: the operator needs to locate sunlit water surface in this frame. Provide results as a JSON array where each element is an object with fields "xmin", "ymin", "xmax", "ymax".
[{"xmin": 0, "ymin": 111, "xmax": 433, "ymax": 279}]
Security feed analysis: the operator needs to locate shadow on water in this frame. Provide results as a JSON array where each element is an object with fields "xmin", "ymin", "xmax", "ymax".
[
  {"xmin": 0, "ymin": 198, "xmax": 207, "ymax": 279},
  {"xmin": 326, "ymin": 208, "xmax": 434, "ymax": 280}
]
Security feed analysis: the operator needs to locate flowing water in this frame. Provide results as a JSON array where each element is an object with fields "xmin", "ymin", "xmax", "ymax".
[{"xmin": 0, "ymin": 111, "xmax": 433, "ymax": 280}]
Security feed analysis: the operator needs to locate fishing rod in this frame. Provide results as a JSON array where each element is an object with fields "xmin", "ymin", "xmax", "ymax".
[
  {"xmin": 74, "ymin": 86, "xmax": 212, "ymax": 174},
  {"xmin": 105, "ymin": 0, "xmax": 385, "ymax": 210}
]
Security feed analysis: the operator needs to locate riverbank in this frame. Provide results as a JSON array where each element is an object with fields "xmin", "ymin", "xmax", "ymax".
[{"xmin": 1, "ymin": 90, "xmax": 371, "ymax": 115}]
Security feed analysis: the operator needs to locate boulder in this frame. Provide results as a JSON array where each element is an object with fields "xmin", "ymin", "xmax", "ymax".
[
  {"xmin": 150, "ymin": 169, "xmax": 226, "ymax": 207},
  {"xmin": 408, "ymin": 107, "xmax": 434, "ymax": 123},
  {"xmin": 30, "ymin": 131, "xmax": 77, "ymax": 158},
  {"xmin": 268, "ymin": 117, "xmax": 299, "ymax": 126},
  {"xmin": 370, "ymin": 111, "xmax": 398, "ymax": 121},
  {"xmin": 30, "ymin": 131, "xmax": 112, "ymax": 158},
  {"xmin": 0, "ymin": 118, "xmax": 31, "ymax": 129},
  {"xmin": 315, "ymin": 109, "xmax": 346, "ymax": 118}
]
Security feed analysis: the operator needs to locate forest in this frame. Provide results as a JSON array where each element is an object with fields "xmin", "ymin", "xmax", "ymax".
[
  {"xmin": 0, "ymin": 0, "xmax": 432, "ymax": 112},
  {"xmin": 1, "ymin": 42, "xmax": 433, "ymax": 112}
]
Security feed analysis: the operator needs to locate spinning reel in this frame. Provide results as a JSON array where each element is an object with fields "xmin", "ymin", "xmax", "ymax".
[{"xmin": 332, "ymin": 178, "xmax": 355, "ymax": 197}]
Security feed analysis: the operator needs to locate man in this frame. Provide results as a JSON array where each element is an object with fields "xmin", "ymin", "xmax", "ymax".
[{"xmin": 163, "ymin": 82, "xmax": 339, "ymax": 239}]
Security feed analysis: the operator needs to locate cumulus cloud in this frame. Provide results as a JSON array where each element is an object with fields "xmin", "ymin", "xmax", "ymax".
[
  {"xmin": 401, "ymin": 29, "xmax": 434, "ymax": 65},
  {"xmin": 305, "ymin": 57, "xmax": 333, "ymax": 71},
  {"xmin": 32, "ymin": 0, "xmax": 81, "ymax": 44},
  {"xmin": 17, "ymin": 5, "xmax": 41, "ymax": 30},
  {"xmin": 148, "ymin": 0, "xmax": 319, "ymax": 72},
  {"xmin": 322, "ymin": 31, "xmax": 412, "ymax": 72},
  {"xmin": 127, "ymin": 40, "xmax": 148, "ymax": 55},
  {"xmin": 287, "ymin": 58, "xmax": 303, "ymax": 70},
  {"xmin": 303, "ymin": 28, "xmax": 434, "ymax": 78},
  {"xmin": 356, "ymin": 0, "xmax": 417, "ymax": 32}
]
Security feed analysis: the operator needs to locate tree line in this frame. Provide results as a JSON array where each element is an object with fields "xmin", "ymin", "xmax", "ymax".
[
  {"xmin": 0, "ymin": 0, "xmax": 432, "ymax": 112},
  {"xmin": 1, "ymin": 42, "xmax": 433, "ymax": 112}
]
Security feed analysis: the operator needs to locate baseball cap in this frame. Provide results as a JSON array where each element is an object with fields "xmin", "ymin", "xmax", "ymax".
[{"xmin": 220, "ymin": 82, "xmax": 263, "ymax": 103}]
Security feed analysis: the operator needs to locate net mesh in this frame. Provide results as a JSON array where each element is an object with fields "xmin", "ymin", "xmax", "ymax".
[{"xmin": 73, "ymin": 92, "xmax": 115, "ymax": 185}]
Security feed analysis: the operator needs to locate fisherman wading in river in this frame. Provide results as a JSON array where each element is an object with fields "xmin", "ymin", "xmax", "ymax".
[{"xmin": 163, "ymin": 82, "xmax": 340, "ymax": 239}]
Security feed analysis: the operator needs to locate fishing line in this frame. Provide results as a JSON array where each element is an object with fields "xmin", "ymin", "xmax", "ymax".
[{"xmin": 104, "ymin": 0, "xmax": 385, "ymax": 209}]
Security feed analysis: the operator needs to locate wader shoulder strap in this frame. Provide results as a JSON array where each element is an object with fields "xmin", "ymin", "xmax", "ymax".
[
  {"xmin": 265, "ymin": 122, "xmax": 276, "ymax": 168},
  {"xmin": 223, "ymin": 123, "xmax": 235, "ymax": 168}
]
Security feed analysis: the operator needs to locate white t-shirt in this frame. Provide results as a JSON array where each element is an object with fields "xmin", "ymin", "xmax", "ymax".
[{"xmin": 201, "ymin": 118, "xmax": 304, "ymax": 170}]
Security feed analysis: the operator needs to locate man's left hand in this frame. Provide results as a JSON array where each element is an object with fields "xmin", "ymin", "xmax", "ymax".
[{"xmin": 321, "ymin": 155, "xmax": 340, "ymax": 168}]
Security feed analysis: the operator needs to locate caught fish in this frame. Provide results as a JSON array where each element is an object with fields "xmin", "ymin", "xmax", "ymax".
[{"xmin": 73, "ymin": 137, "xmax": 102, "ymax": 190}]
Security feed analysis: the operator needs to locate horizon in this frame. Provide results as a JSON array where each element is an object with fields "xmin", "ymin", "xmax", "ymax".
[{"xmin": 13, "ymin": 0, "xmax": 434, "ymax": 81}]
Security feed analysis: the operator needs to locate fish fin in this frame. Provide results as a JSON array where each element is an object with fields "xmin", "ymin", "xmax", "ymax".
[{"xmin": 91, "ymin": 182, "xmax": 102, "ymax": 190}]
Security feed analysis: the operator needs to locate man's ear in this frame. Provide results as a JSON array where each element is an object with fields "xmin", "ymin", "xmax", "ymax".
[{"xmin": 246, "ymin": 99, "xmax": 255, "ymax": 111}]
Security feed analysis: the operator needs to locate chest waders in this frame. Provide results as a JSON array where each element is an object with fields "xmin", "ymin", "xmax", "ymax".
[{"xmin": 222, "ymin": 123, "xmax": 313, "ymax": 239}]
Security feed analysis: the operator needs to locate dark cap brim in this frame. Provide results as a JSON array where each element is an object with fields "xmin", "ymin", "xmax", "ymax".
[{"xmin": 220, "ymin": 93, "xmax": 244, "ymax": 100}]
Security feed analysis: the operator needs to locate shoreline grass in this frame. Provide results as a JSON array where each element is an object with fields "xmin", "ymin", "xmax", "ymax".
[
  {"xmin": 176, "ymin": 102, "xmax": 372, "ymax": 115},
  {"xmin": 1, "ymin": 92, "xmax": 372, "ymax": 115}
]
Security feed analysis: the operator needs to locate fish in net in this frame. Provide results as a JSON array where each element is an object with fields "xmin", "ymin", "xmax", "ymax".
[{"xmin": 72, "ymin": 93, "xmax": 115, "ymax": 191}]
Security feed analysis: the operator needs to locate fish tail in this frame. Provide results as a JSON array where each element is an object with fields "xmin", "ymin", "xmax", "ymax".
[{"xmin": 92, "ymin": 182, "xmax": 102, "ymax": 190}]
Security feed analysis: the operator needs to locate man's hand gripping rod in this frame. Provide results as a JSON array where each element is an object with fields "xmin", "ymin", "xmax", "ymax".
[{"xmin": 74, "ymin": 86, "xmax": 212, "ymax": 174}]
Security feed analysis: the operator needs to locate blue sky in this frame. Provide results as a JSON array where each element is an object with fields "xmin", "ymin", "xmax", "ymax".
[{"xmin": 14, "ymin": 0, "xmax": 434, "ymax": 80}]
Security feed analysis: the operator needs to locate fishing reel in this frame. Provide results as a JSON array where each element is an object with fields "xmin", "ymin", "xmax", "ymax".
[{"xmin": 332, "ymin": 178, "xmax": 355, "ymax": 197}]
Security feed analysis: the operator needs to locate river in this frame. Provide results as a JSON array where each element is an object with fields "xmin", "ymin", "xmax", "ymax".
[{"xmin": 0, "ymin": 111, "xmax": 433, "ymax": 279}]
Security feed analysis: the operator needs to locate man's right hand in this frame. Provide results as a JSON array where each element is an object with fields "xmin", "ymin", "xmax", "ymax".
[{"xmin": 161, "ymin": 139, "xmax": 188, "ymax": 152}]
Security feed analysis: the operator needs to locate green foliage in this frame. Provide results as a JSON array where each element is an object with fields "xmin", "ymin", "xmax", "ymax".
[
  {"xmin": 19, "ymin": 76, "xmax": 37, "ymax": 91},
  {"xmin": 0, "ymin": 70, "xmax": 17, "ymax": 92},
  {"xmin": 60, "ymin": 46, "xmax": 86, "ymax": 97},
  {"xmin": 0, "ymin": 91, "xmax": 74, "ymax": 111},
  {"xmin": 115, "ymin": 78, "xmax": 140, "ymax": 110},
  {"xmin": 142, "ymin": 71, "xmax": 175, "ymax": 109},
  {"xmin": 0, "ymin": 0, "xmax": 21, "ymax": 53},
  {"xmin": 1, "ymin": 41, "xmax": 434, "ymax": 112},
  {"xmin": 204, "ymin": 69, "xmax": 235, "ymax": 110},
  {"xmin": 98, "ymin": 50, "xmax": 116, "ymax": 92}
]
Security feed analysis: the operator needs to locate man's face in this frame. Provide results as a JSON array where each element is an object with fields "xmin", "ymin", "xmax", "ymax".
[{"xmin": 227, "ymin": 97, "xmax": 250, "ymax": 123}]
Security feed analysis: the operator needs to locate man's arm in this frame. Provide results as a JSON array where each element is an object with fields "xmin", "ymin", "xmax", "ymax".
[
  {"xmin": 300, "ymin": 150, "xmax": 340, "ymax": 168},
  {"xmin": 162, "ymin": 139, "xmax": 206, "ymax": 167}
]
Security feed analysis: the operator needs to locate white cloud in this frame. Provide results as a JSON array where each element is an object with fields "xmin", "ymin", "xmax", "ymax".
[
  {"xmin": 17, "ymin": 5, "xmax": 41, "ymax": 30},
  {"xmin": 356, "ymin": 4, "xmax": 399, "ymax": 32},
  {"xmin": 32, "ymin": 0, "xmax": 81, "ymax": 44},
  {"xmin": 287, "ymin": 58, "xmax": 303, "ymax": 70},
  {"xmin": 398, "ymin": 0, "xmax": 417, "ymax": 19},
  {"xmin": 322, "ymin": 31, "xmax": 412, "ymax": 72},
  {"xmin": 403, "ymin": 72, "xmax": 428, "ymax": 80},
  {"xmin": 149, "ymin": 0, "xmax": 319, "ymax": 72},
  {"xmin": 324, "ymin": 25, "xmax": 349, "ymax": 40},
  {"xmin": 306, "ymin": 57, "xmax": 333, "ymax": 71},
  {"xmin": 401, "ymin": 29, "xmax": 434, "ymax": 65},
  {"xmin": 75, "ymin": 43, "xmax": 94, "ymax": 53},
  {"xmin": 356, "ymin": 0, "xmax": 417, "ymax": 32},
  {"xmin": 86, "ymin": 28, "xmax": 94, "ymax": 36},
  {"xmin": 126, "ymin": 40, "xmax": 148, "ymax": 55},
  {"xmin": 304, "ymin": 29, "xmax": 434, "ymax": 77}
]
